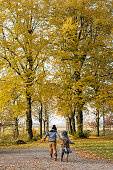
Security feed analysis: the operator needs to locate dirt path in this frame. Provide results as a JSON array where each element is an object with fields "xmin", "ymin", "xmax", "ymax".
[{"xmin": 0, "ymin": 145, "xmax": 113, "ymax": 170}]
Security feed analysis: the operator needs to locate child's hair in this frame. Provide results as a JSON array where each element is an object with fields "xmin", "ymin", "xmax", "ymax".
[
  {"xmin": 52, "ymin": 125, "xmax": 57, "ymax": 130},
  {"xmin": 61, "ymin": 131, "xmax": 67, "ymax": 136}
]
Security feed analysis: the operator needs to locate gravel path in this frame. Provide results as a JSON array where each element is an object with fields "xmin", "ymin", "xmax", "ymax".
[{"xmin": 0, "ymin": 146, "xmax": 113, "ymax": 170}]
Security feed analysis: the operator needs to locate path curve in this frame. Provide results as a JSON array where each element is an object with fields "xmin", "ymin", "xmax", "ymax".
[{"xmin": 0, "ymin": 146, "xmax": 113, "ymax": 170}]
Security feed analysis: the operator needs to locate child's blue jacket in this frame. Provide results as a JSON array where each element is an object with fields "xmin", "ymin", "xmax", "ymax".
[{"xmin": 43, "ymin": 129, "xmax": 60, "ymax": 142}]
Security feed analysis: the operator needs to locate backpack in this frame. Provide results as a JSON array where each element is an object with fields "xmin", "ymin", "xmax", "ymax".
[{"xmin": 60, "ymin": 138, "xmax": 69, "ymax": 148}]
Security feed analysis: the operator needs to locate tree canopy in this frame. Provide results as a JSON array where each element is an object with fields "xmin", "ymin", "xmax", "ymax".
[{"xmin": 0, "ymin": 0, "xmax": 113, "ymax": 138}]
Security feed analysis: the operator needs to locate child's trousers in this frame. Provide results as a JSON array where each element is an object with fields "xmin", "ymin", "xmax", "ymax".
[
  {"xmin": 49, "ymin": 142, "xmax": 57, "ymax": 157},
  {"xmin": 61, "ymin": 148, "xmax": 69, "ymax": 162}
]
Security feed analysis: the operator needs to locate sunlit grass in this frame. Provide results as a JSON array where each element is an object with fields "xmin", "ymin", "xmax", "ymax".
[
  {"xmin": 71, "ymin": 136, "xmax": 113, "ymax": 161},
  {"xmin": 0, "ymin": 138, "xmax": 44, "ymax": 149}
]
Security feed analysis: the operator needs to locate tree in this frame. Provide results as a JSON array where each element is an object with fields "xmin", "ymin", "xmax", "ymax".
[
  {"xmin": 51, "ymin": 0, "xmax": 113, "ymax": 136},
  {"xmin": 83, "ymin": 32, "xmax": 113, "ymax": 136},
  {"xmin": 0, "ymin": 0, "xmax": 52, "ymax": 139},
  {"xmin": 32, "ymin": 79, "xmax": 57, "ymax": 137},
  {"xmin": 105, "ymin": 114, "xmax": 113, "ymax": 130},
  {"xmin": 0, "ymin": 70, "xmax": 26, "ymax": 138}
]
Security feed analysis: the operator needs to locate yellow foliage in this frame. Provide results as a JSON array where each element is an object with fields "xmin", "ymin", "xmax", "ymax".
[{"xmin": 0, "ymin": 0, "xmax": 112, "ymax": 125}]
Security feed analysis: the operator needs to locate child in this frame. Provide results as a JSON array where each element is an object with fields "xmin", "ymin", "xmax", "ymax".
[
  {"xmin": 60, "ymin": 130, "xmax": 75, "ymax": 162},
  {"xmin": 43, "ymin": 125, "xmax": 60, "ymax": 161}
]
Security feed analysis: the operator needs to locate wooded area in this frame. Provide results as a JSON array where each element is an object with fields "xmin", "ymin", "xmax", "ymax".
[{"xmin": 0, "ymin": 0, "xmax": 113, "ymax": 140}]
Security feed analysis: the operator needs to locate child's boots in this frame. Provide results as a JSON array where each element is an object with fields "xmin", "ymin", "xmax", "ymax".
[
  {"xmin": 50, "ymin": 154, "xmax": 52, "ymax": 158},
  {"xmin": 61, "ymin": 156, "xmax": 63, "ymax": 161},
  {"xmin": 54, "ymin": 154, "xmax": 57, "ymax": 161},
  {"xmin": 66, "ymin": 154, "xmax": 68, "ymax": 162},
  {"xmin": 61, "ymin": 152, "xmax": 64, "ymax": 161}
]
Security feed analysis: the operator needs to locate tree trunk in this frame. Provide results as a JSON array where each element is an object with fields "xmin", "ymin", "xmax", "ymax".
[
  {"xmin": 43, "ymin": 109, "xmax": 46, "ymax": 134},
  {"xmin": 3, "ymin": 126, "xmax": 5, "ymax": 137},
  {"xmin": 14, "ymin": 118, "xmax": 19, "ymax": 139},
  {"xmin": 69, "ymin": 116, "xmax": 72, "ymax": 134},
  {"xmin": 66, "ymin": 117, "xmax": 69, "ymax": 132},
  {"xmin": 74, "ymin": 71, "xmax": 84, "ymax": 137},
  {"xmin": 44, "ymin": 109, "xmax": 49, "ymax": 133},
  {"xmin": 76, "ymin": 109, "xmax": 83, "ymax": 137},
  {"xmin": 39, "ymin": 103, "xmax": 43, "ymax": 138},
  {"xmin": 0, "ymin": 125, "xmax": 1, "ymax": 137},
  {"xmin": 26, "ymin": 93, "xmax": 33, "ymax": 140},
  {"xmin": 25, "ymin": 52, "xmax": 34, "ymax": 139},
  {"xmin": 103, "ymin": 113, "xmax": 105, "ymax": 136},
  {"xmin": 46, "ymin": 113, "xmax": 49, "ymax": 132},
  {"xmin": 96, "ymin": 109, "xmax": 100, "ymax": 136},
  {"xmin": 71, "ymin": 110, "xmax": 76, "ymax": 134},
  {"xmin": 43, "ymin": 121, "xmax": 46, "ymax": 135},
  {"xmin": 110, "ymin": 123, "xmax": 111, "ymax": 131},
  {"xmin": 71, "ymin": 117, "xmax": 76, "ymax": 134},
  {"xmin": 22, "ymin": 123, "xmax": 25, "ymax": 137}
]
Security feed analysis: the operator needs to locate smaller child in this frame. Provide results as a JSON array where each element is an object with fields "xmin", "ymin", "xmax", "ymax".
[{"xmin": 60, "ymin": 131, "xmax": 75, "ymax": 162}]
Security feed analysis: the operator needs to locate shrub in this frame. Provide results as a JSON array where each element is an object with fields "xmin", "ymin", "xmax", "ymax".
[
  {"xmin": 31, "ymin": 137, "xmax": 38, "ymax": 141},
  {"xmin": 83, "ymin": 130, "xmax": 91, "ymax": 138},
  {"xmin": 15, "ymin": 140, "xmax": 26, "ymax": 145},
  {"xmin": 74, "ymin": 130, "xmax": 91, "ymax": 138}
]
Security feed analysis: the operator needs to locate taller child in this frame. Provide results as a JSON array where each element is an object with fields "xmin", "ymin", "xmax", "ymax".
[{"xmin": 43, "ymin": 125, "xmax": 60, "ymax": 161}]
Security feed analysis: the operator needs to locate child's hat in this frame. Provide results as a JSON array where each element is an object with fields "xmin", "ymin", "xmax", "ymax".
[
  {"xmin": 61, "ymin": 130, "xmax": 67, "ymax": 136},
  {"xmin": 52, "ymin": 125, "xmax": 57, "ymax": 130}
]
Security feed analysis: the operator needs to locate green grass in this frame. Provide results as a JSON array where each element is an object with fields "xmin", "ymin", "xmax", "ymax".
[{"xmin": 72, "ymin": 136, "xmax": 113, "ymax": 161}]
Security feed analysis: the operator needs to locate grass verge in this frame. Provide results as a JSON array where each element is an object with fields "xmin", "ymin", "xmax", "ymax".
[{"xmin": 71, "ymin": 136, "xmax": 113, "ymax": 162}]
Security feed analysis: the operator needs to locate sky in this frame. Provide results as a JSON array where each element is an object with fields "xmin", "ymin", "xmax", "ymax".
[{"xmin": 49, "ymin": 114, "xmax": 66, "ymax": 127}]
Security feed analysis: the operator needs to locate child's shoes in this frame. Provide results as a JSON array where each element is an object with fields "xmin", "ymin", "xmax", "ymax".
[
  {"xmin": 50, "ymin": 154, "xmax": 52, "ymax": 158},
  {"xmin": 54, "ymin": 154, "xmax": 57, "ymax": 161}
]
